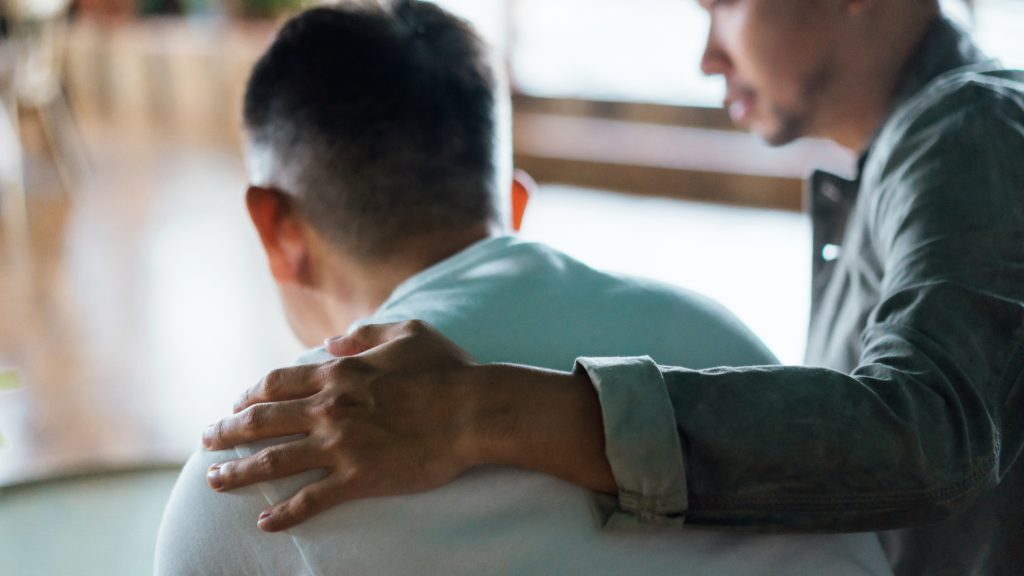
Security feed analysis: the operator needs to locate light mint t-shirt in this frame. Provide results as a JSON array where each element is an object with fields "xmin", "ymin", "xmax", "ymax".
[{"xmin": 155, "ymin": 236, "xmax": 890, "ymax": 576}]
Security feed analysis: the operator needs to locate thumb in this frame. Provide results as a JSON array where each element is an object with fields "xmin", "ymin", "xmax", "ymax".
[{"xmin": 325, "ymin": 322, "xmax": 411, "ymax": 357}]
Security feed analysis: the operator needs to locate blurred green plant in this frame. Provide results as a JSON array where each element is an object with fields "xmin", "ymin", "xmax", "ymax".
[
  {"xmin": 0, "ymin": 369, "xmax": 20, "ymax": 449},
  {"xmin": 234, "ymin": 0, "xmax": 308, "ymax": 19},
  {"xmin": 134, "ymin": 0, "xmax": 307, "ymax": 18},
  {"xmin": 0, "ymin": 369, "xmax": 20, "ymax": 391},
  {"xmin": 136, "ymin": 0, "xmax": 188, "ymax": 16}
]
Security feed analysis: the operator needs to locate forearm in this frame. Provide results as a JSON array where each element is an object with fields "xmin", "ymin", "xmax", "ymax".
[
  {"xmin": 559, "ymin": 351, "xmax": 1012, "ymax": 532},
  {"xmin": 667, "ymin": 364, "xmax": 996, "ymax": 528},
  {"xmin": 456, "ymin": 342, "xmax": 1012, "ymax": 533},
  {"xmin": 461, "ymin": 363, "xmax": 617, "ymax": 494}
]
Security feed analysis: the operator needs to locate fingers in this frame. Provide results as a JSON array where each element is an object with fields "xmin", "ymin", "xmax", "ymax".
[
  {"xmin": 204, "ymin": 399, "xmax": 310, "ymax": 450},
  {"xmin": 256, "ymin": 478, "xmax": 345, "ymax": 532},
  {"xmin": 325, "ymin": 320, "xmax": 429, "ymax": 357},
  {"xmin": 207, "ymin": 438, "xmax": 323, "ymax": 492},
  {"xmin": 233, "ymin": 364, "xmax": 325, "ymax": 413}
]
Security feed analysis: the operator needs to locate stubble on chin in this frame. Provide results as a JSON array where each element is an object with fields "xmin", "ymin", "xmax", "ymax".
[
  {"xmin": 760, "ymin": 104, "xmax": 808, "ymax": 147},
  {"xmin": 759, "ymin": 54, "xmax": 835, "ymax": 147}
]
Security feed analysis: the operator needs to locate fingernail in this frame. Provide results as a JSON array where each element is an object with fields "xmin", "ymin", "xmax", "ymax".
[
  {"xmin": 324, "ymin": 335, "xmax": 346, "ymax": 351},
  {"xmin": 207, "ymin": 464, "xmax": 223, "ymax": 490},
  {"xmin": 202, "ymin": 425, "xmax": 214, "ymax": 448},
  {"xmin": 257, "ymin": 509, "xmax": 272, "ymax": 528}
]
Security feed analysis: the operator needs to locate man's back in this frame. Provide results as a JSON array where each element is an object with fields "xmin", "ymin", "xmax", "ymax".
[{"xmin": 156, "ymin": 237, "xmax": 890, "ymax": 575}]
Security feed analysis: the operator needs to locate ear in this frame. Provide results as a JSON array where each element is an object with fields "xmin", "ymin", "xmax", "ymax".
[
  {"xmin": 245, "ymin": 186, "xmax": 311, "ymax": 285},
  {"xmin": 510, "ymin": 169, "xmax": 535, "ymax": 232}
]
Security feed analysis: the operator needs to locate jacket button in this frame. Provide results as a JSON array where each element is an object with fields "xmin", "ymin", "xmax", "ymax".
[{"xmin": 822, "ymin": 243, "xmax": 842, "ymax": 262}]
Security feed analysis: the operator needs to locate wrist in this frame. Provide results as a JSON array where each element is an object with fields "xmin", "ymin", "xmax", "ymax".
[
  {"xmin": 451, "ymin": 363, "xmax": 521, "ymax": 469},
  {"xmin": 453, "ymin": 363, "xmax": 616, "ymax": 494}
]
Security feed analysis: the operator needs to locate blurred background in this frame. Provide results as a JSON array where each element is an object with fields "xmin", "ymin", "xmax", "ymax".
[{"xmin": 0, "ymin": 0, "xmax": 1021, "ymax": 573}]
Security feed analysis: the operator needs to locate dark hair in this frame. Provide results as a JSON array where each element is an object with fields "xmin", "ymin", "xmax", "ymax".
[{"xmin": 244, "ymin": 0, "xmax": 498, "ymax": 260}]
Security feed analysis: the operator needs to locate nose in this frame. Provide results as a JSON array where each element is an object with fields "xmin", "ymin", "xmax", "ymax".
[{"xmin": 700, "ymin": 25, "xmax": 729, "ymax": 77}]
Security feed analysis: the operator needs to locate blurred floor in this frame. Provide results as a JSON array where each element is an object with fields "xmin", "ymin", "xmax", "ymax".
[
  {"xmin": 0, "ymin": 117, "xmax": 808, "ymax": 490},
  {"xmin": 0, "ymin": 466, "xmax": 182, "ymax": 576}
]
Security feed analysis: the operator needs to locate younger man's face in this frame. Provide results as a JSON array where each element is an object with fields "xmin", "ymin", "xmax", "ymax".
[{"xmin": 697, "ymin": 0, "xmax": 841, "ymax": 145}]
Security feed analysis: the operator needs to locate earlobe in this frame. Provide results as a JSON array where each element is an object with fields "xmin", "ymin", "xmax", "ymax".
[{"xmin": 245, "ymin": 186, "xmax": 310, "ymax": 284}]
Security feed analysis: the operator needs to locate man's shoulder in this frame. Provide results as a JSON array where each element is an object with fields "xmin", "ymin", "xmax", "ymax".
[
  {"xmin": 878, "ymin": 63, "xmax": 1024, "ymax": 161},
  {"xmin": 913, "ymin": 62, "xmax": 1023, "ymax": 112},
  {"xmin": 480, "ymin": 237, "xmax": 705, "ymax": 299},
  {"xmin": 154, "ymin": 445, "xmax": 312, "ymax": 575},
  {"xmin": 373, "ymin": 238, "xmax": 778, "ymax": 368},
  {"xmin": 859, "ymin": 63, "xmax": 1024, "ymax": 267},
  {"xmin": 416, "ymin": 236, "xmax": 746, "ymax": 327},
  {"xmin": 866, "ymin": 63, "xmax": 1024, "ymax": 205}
]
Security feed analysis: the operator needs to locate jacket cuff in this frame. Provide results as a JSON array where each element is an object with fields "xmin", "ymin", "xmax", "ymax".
[{"xmin": 574, "ymin": 356, "xmax": 688, "ymax": 529}]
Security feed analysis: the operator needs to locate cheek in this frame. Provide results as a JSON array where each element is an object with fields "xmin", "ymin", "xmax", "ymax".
[{"xmin": 736, "ymin": 2, "xmax": 830, "ymax": 96}]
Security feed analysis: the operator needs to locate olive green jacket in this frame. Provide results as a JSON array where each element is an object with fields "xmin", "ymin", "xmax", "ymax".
[{"xmin": 578, "ymin": 16, "xmax": 1024, "ymax": 576}]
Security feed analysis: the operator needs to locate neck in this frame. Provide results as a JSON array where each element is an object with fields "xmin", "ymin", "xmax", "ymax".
[
  {"xmin": 824, "ymin": 5, "xmax": 939, "ymax": 153},
  {"xmin": 321, "ymin": 223, "xmax": 496, "ymax": 332}
]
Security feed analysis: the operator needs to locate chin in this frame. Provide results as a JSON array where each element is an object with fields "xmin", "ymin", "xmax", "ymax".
[
  {"xmin": 750, "ymin": 120, "xmax": 803, "ymax": 147},
  {"xmin": 760, "ymin": 131, "xmax": 800, "ymax": 147},
  {"xmin": 757, "ymin": 110, "xmax": 809, "ymax": 147}
]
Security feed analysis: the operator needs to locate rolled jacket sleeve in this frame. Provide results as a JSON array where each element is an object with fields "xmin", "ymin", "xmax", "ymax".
[{"xmin": 575, "ymin": 356, "xmax": 688, "ymax": 527}]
